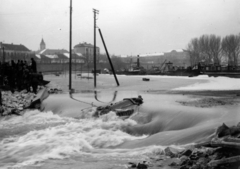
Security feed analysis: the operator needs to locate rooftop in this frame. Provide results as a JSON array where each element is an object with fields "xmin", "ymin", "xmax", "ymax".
[
  {"xmin": 39, "ymin": 49, "xmax": 69, "ymax": 55},
  {"xmin": 1, "ymin": 43, "xmax": 30, "ymax": 52},
  {"xmin": 74, "ymin": 42, "xmax": 99, "ymax": 48}
]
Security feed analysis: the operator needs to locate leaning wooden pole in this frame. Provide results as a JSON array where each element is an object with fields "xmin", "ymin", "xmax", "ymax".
[{"xmin": 98, "ymin": 28, "xmax": 120, "ymax": 86}]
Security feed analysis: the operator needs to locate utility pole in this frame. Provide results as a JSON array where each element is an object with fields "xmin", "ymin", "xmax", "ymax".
[
  {"xmin": 93, "ymin": 8, "xmax": 99, "ymax": 88},
  {"xmin": 0, "ymin": 42, "xmax": 5, "ymax": 63},
  {"xmin": 0, "ymin": 42, "xmax": 5, "ymax": 87},
  {"xmin": 69, "ymin": 0, "xmax": 72, "ymax": 91}
]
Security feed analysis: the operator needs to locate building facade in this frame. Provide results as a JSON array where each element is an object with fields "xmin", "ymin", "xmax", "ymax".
[
  {"xmin": 0, "ymin": 42, "xmax": 35, "ymax": 62},
  {"xmin": 73, "ymin": 42, "xmax": 100, "ymax": 62}
]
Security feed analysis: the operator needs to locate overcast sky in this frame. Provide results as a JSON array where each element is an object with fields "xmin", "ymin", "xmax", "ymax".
[{"xmin": 0, "ymin": 0, "xmax": 240, "ymax": 56}]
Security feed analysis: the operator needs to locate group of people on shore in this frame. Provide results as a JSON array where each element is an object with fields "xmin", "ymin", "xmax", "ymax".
[{"xmin": 0, "ymin": 58, "xmax": 42, "ymax": 94}]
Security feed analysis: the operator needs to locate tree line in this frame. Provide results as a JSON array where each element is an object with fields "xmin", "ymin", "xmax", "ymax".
[{"xmin": 186, "ymin": 34, "xmax": 240, "ymax": 67}]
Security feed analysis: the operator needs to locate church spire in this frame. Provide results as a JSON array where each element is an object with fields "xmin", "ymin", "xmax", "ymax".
[{"xmin": 40, "ymin": 38, "xmax": 46, "ymax": 51}]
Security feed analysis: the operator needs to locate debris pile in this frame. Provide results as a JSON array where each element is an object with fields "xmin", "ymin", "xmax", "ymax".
[
  {"xmin": 142, "ymin": 78, "xmax": 150, "ymax": 81},
  {"xmin": 127, "ymin": 161, "xmax": 148, "ymax": 169},
  {"xmin": 128, "ymin": 123, "xmax": 240, "ymax": 169},
  {"xmin": 0, "ymin": 90, "xmax": 36, "ymax": 116},
  {"xmin": 48, "ymin": 88, "xmax": 62, "ymax": 94},
  {"xmin": 46, "ymin": 82, "xmax": 63, "ymax": 94}
]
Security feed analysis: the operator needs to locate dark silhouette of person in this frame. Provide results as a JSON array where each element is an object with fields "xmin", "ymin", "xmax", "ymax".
[
  {"xmin": 31, "ymin": 74, "xmax": 38, "ymax": 94},
  {"xmin": 31, "ymin": 58, "xmax": 37, "ymax": 73},
  {"xmin": 11, "ymin": 60, "xmax": 16, "ymax": 68},
  {"xmin": 38, "ymin": 72, "xmax": 44, "ymax": 86},
  {"xmin": 24, "ymin": 60, "xmax": 28, "ymax": 66}
]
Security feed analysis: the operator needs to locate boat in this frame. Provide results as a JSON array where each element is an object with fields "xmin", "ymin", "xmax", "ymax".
[
  {"xmin": 31, "ymin": 73, "xmax": 50, "ymax": 86},
  {"xmin": 142, "ymin": 78, "xmax": 150, "ymax": 81},
  {"xmin": 115, "ymin": 55, "xmax": 147, "ymax": 75},
  {"xmin": 115, "ymin": 66, "xmax": 147, "ymax": 75},
  {"xmin": 125, "ymin": 66, "xmax": 147, "ymax": 75},
  {"xmin": 146, "ymin": 67, "xmax": 200, "ymax": 77},
  {"xmin": 93, "ymin": 95, "xmax": 143, "ymax": 118},
  {"xmin": 199, "ymin": 65, "xmax": 240, "ymax": 78},
  {"xmin": 162, "ymin": 69, "xmax": 201, "ymax": 77}
]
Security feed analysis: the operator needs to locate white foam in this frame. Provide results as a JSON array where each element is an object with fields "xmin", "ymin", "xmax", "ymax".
[
  {"xmin": 0, "ymin": 110, "xmax": 65, "ymax": 129},
  {"xmin": 173, "ymin": 76, "xmax": 240, "ymax": 90},
  {"xmin": 0, "ymin": 110, "xmax": 146, "ymax": 167}
]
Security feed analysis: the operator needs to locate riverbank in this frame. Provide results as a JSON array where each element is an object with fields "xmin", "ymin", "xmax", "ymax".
[{"xmin": 131, "ymin": 121, "xmax": 240, "ymax": 169}]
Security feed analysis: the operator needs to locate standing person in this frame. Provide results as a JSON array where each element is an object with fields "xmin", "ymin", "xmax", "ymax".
[
  {"xmin": 24, "ymin": 60, "xmax": 28, "ymax": 66},
  {"xmin": 31, "ymin": 73, "xmax": 38, "ymax": 94},
  {"xmin": 11, "ymin": 60, "xmax": 16, "ymax": 68},
  {"xmin": 31, "ymin": 58, "xmax": 37, "ymax": 73}
]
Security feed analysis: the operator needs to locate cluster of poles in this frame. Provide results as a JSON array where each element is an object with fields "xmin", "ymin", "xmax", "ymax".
[{"xmin": 68, "ymin": 0, "xmax": 119, "ymax": 92}]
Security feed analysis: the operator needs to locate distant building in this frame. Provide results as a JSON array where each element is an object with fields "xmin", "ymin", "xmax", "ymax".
[
  {"xmin": 0, "ymin": 42, "xmax": 35, "ymax": 62},
  {"xmin": 0, "ymin": 43, "xmax": 30, "ymax": 53},
  {"xmin": 37, "ymin": 38, "xmax": 68, "ymax": 56},
  {"xmin": 35, "ymin": 54, "xmax": 52, "ymax": 63},
  {"xmin": 34, "ymin": 39, "xmax": 85, "ymax": 64},
  {"xmin": 35, "ymin": 38, "xmax": 46, "ymax": 54},
  {"xmin": 73, "ymin": 42, "xmax": 100, "ymax": 62},
  {"xmin": 122, "ymin": 49, "xmax": 190, "ymax": 69},
  {"xmin": 38, "ymin": 49, "xmax": 85, "ymax": 64}
]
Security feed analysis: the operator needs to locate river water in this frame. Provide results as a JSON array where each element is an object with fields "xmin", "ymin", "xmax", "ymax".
[{"xmin": 1, "ymin": 74, "xmax": 240, "ymax": 169}]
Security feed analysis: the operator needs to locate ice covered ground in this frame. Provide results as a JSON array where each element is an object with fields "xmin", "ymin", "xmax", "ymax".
[
  {"xmin": 44, "ymin": 73, "xmax": 240, "ymax": 92},
  {"xmin": 174, "ymin": 75, "xmax": 240, "ymax": 90}
]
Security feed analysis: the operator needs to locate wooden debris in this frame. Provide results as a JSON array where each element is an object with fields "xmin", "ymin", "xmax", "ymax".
[
  {"xmin": 210, "ymin": 140, "xmax": 240, "ymax": 149},
  {"xmin": 223, "ymin": 136, "xmax": 240, "ymax": 143},
  {"xmin": 208, "ymin": 155, "xmax": 240, "ymax": 167}
]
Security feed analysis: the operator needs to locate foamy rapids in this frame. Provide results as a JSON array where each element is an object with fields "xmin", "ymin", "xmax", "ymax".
[{"xmin": 0, "ymin": 109, "xmax": 178, "ymax": 168}]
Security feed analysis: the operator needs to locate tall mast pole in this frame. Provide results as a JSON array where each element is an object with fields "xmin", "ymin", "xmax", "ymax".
[
  {"xmin": 69, "ymin": 0, "xmax": 72, "ymax": 91},
  {"xmin": 93, "ymin": 9, "xmax": 99, "ymax": 88}
]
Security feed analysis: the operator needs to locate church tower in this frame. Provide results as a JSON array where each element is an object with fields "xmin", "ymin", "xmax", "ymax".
[{"xmin": 40, "ymin": 38, "xmax": 46, "ymax": 51}]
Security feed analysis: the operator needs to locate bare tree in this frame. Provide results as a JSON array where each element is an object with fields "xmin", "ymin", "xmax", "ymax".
[
  {"xmin": 198, "ymin": 35, "xmax": 210, "ymax": 63},
  {"xmin": 221, "ymin": 34, "xmax": 240, "ymax": 66},
  {"xmin": 186, "ymin": 38, "xmax": 200, "ymax": 66},
  {"xmin": 208, "ymin": 34, "xmax": 221, "ymax": 65},
  {"xmin": 197, "ymin": 34, "xmax": 222, "ymax": 65},
  {"xmin": 187, "ymin": 35, "xmax": 221, "ymax": 66}
]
